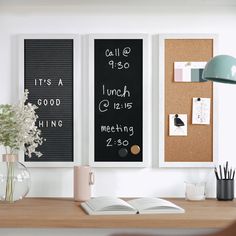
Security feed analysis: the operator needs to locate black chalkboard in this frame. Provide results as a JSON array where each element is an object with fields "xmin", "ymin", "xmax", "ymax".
[
  {"xmin": 94, "ymin": 39, "xmax": 143, "ymax": 162},
  {"xmin": 24, "ymin": 39, "xmax": 74, "ymax": 162}
]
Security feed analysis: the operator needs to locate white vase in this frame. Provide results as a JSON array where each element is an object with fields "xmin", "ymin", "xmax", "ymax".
[{"xmin": 0, "ymin": 154, "xmax": 30, "ymax": 203}]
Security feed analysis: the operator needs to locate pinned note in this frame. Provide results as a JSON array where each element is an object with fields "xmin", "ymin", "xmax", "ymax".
[
  {"xmin": 192, "ymin": 98, "xmax": 211, "ymax": 125},
  {"xmin": 169, "ymin": 114, "xmax": 188, "ymax": 136}
]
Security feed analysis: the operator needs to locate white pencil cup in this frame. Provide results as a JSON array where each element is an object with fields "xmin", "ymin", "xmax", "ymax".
[{"xmin": 74, "ymin": 166, "xmax": 95, "ymax": 202}]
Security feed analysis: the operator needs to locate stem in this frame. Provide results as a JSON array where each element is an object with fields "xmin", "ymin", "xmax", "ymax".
[
  {"xmin": 5, "ymin": 162, "xmax": 14, "ymax": 203},
  {"xmin": 5, "ymin": 162, "xmax": 10, "ymax": 200},
  {"xmin": 10, "ymin": 164, "xmax": 14, "ymax": 202}
]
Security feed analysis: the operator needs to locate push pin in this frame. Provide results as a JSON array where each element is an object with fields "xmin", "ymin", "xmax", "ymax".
[
  {"xmin": 185, "ymin": 62, "xmax": 191, "ymax": 66},
  {"xmin": 174, "ymin": 114, "xmax": 185, "ymax": 127},
  {"xmin": 131, "ymin": 145, "xmax": 141, "ymax": 155},
  {"xmin": 197, "ymin": 98, "xmax": 201, "ymax": 101},
  {"xmin": 118, "ymin": 148, "xmax": 128, "ymax": 158}
]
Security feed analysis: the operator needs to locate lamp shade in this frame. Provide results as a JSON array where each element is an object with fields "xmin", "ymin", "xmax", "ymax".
[{"xmin": 202, "ymin": 55, "xmax": 236, "ymax": 84}]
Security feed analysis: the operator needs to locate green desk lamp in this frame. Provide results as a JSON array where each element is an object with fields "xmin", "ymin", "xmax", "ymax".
[
  {"xmin": 202, "ymin": 55, "xmax": 236, "ymax": 83},
  {"xmin": 203, "ymin": 55, "xmax": 236, "ymax": 201}
]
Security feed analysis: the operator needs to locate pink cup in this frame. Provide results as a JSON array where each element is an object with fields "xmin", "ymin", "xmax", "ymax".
[{"xmin": 74, "ymin": 166, "xmax": 95, "ymax": 202}]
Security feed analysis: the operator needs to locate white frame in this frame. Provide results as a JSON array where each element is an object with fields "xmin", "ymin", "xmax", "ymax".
[
  {"xmin": 19, "ymin": 34, "xmax": 81, "ymax": 167},
  {"xmin": 88, "ymin": 34, "xmax": 150, "ymax": 167},
  {"xmin": 158, "ymin": 34, "xmax": 219, "ymax": 168}
]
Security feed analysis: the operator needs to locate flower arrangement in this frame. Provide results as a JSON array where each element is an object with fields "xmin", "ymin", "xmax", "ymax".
[
  {"xmin": 0, "ymin": 90, "xmax": 42, "ymax": 202},
  {"xmin": 0, "ymin": 90, "xmax": 42, "ymax": 157}
]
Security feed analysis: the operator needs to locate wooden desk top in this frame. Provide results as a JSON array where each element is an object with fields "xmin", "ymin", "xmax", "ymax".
[{"xmin": 0, "ymin": 198, "xmax": 235, "ymax": 228}]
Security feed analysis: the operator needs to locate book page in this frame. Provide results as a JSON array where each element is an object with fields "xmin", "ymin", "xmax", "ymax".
[
  {"xmin": 127, "ymin": 198, "xmax": 182, "ymax": 211},
  {"xmin": 86, "ymin": 197, "xmax": 135, "ymax": 212}
]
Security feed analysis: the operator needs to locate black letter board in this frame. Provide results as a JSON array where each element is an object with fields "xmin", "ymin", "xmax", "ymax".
[
  {"xmin": 89, "ymin": 35, "xmax": 147, "ymax": 167},
  {"xmin": 23, "ymin": 37, "xmax": 74, "ymax": 166}
]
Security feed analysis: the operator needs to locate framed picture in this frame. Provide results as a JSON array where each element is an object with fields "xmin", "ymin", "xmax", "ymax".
[
  {"xmin": 88, "ymin": 34, "xmax": 150, "ymax": 167},
  {"xmin": 158, "ymin": 34, "xmax": 219, "ymax": 168},
  {"xmin": 19, "ymin": 34, "xmax": 81, "ymax": 167}
]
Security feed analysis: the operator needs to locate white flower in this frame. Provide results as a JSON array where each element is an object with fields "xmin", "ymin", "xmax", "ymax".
[{"xmin": 0, "ymin": 90, "xmax": 43, "ymax": 157}]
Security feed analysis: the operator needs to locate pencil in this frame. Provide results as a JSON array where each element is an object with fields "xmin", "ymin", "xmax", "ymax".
[
  {"xmin": 229, "ymin": 168, "xmax": 232, "ymax": 180},
  {"xmin": 223, "ymin": 165, "xmax": 226, "ymax": 179},
  {"xmin": 214, "ymin": 167, "xmax": 219, "ymax": 180},
  {"xmin": 219, "ymin": 165, "xmax": 222, "ymax": 179},
  {"xmin": 226, "ymin": 161, "xmax": 229, "ymax": 179},
  {"xmin": 232, "ymin": 169, "xmax": 235, "ymax": 180}
]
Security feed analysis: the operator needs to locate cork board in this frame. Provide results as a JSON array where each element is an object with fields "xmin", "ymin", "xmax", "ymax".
[{"xmin": 164, "ymin": 38, "xmax": 214, "ymax": 163}]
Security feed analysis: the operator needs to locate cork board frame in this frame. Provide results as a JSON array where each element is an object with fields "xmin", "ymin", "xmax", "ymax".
[{"xmin": 158, "ymin": 34, "xmax": 219, "ymax": 168}]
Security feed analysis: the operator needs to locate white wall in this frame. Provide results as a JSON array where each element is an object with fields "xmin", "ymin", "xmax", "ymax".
[{"xmin": 0, "ymin": 0, "xmax": 236, "ymax": 198}]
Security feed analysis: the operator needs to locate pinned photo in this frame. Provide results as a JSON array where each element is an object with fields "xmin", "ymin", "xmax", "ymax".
[
  {"xmin": 169, "ymin": 114, "xmax": 187, "ymax": 136},
  {"xmin": 174, "ymin": 62, "xmax": 207, "ymax": 82}
]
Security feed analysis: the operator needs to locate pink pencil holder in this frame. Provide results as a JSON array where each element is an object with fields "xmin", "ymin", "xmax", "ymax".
[{"xmin": 74, "ymin": 165, "xmax": 95, "ymax": 202}]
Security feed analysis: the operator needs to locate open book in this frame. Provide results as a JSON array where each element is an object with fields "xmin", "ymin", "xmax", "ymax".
[{"xmin": 81, "ymin": 197, "xmax": 185, "ymax": 215}]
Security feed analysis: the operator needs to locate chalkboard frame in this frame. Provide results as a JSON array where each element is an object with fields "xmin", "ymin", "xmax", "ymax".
[
  {"xmin": 18, "ymin": 34, "xmax": 81, "ymax": 167},
  {"xmin": 157, "ymin": 34, "xmax": 219, "ymax": 168},
  {"xmin": 88, "ymin": 34, "xmax": 150, "ymax": 167}
]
